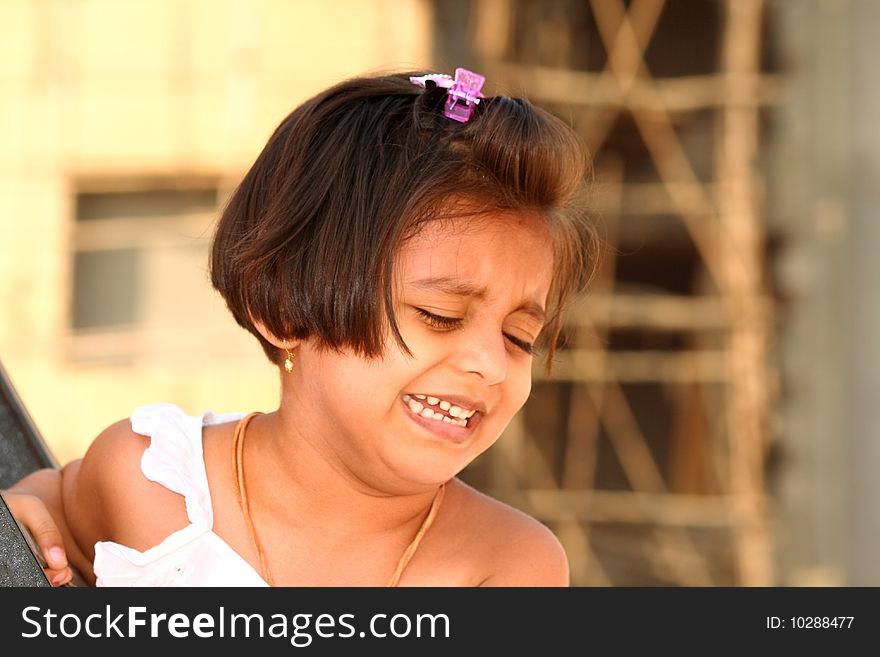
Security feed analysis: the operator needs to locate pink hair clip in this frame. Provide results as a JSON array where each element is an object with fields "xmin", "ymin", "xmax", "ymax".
[{"xmin": 410, "ymin": 67, "xmax": 486, "ymax": 123}]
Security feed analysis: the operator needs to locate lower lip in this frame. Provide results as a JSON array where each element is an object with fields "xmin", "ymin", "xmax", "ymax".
[{"xmin": 401, "ymin": 399, "xmax": 480, "ymax": 445}]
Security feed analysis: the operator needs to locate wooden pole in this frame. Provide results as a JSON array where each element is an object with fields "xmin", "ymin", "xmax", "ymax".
[{"xmin": 717, "ymin": 0, "xmax": 775, "ymax": 586}]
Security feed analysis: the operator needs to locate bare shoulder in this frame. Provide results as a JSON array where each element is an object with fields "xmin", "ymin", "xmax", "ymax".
[
  {"xmin": 64, "ymin": 417, "xmax": 189, "ymax": 559},
  {"xmin": 444, "ymin": 479, "xmax": 570, "ymax": 587}
]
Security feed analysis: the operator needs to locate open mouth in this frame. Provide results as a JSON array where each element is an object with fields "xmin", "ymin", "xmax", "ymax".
[{"xmin": 402, "ymin": 394, "xmax": 477, "ymax": 428}]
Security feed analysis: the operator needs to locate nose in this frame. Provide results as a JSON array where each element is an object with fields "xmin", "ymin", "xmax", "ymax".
[{"xmin": 455, "ymin": 323, "xmax": 508, "ymax": 386}]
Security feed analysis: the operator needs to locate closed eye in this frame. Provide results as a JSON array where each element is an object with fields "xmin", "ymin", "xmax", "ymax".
[
  {"xmin": 415, "ymin": 307, "xmax": 534, "ymax": 355},
  {"xmin": 414, "ymin": 307, "xmax": 463, "ymax": 329},
  {"xmin": 504, "ymin": 333, "xmax": 534, "ymax": 355}
]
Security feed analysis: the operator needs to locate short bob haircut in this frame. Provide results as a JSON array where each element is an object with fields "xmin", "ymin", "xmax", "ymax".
[{"xmin": 210, "ymin": 71, "xmax": 596, "ymax": 372}]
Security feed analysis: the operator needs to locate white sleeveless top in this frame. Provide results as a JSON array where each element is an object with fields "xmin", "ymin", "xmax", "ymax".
[{"xmin": 92, "ymin": 403, "xmax": 270, "ymax": 587}]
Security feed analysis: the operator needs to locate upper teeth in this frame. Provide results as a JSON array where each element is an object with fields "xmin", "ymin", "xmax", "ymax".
[{"xmin": 402, "ymin": 394, "xmax": 477, "ymax": 420}]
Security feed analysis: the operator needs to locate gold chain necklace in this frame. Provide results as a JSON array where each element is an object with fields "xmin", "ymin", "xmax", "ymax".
[{"xmin": 231, "ymin": 412, "xmax": 446, "ymax": 586}]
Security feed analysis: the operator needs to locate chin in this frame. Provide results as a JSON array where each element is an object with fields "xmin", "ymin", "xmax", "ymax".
[{"xmin": 388, "ymin": 450, "xmax": 473, "ymax": 488}]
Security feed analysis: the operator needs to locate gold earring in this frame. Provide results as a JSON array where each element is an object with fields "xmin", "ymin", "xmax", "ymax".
[{"xmin": 284, "ymin": 348, "xmax": 295, "ymax": 373}]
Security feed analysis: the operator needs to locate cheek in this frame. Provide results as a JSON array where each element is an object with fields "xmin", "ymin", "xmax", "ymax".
[
  {"xmin": 502, "ymin": 363, "xmax": 533, "ymax": 416},
  {"xmin": 308, "ymin": 354, "xmax": 382, "ymax": 409}
]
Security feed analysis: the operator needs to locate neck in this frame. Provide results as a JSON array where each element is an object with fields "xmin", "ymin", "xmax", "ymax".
[{"xmin": 241, "ymin": 384, "xmax": 442, "ymax": 537}]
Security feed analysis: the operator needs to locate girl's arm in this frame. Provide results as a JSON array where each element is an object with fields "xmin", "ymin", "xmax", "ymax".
[
  {"xmin": 3, "ymin": 418, "xmax": 157, "ymax": 587},
  {"xmin": 61, "ymin": 418, "xmax": 189, "ymax": 574}
]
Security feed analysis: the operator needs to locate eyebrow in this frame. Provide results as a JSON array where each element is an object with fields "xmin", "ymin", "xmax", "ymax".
[{"xmin": 409, "ymin": 276, "xmax": 546, "ymax": 323}]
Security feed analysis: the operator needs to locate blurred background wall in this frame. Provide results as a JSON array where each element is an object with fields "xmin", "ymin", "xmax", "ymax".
[
  {"xmin": 0, "ymin": 0, "xmax": 431, "ymax": 458},
  {"xmin": 1, "ymin": 0, "xmax": 877, "ymax": 586}
]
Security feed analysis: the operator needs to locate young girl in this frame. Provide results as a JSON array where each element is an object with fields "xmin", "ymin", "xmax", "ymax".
[{"xmin": 5, "ymin": 68, "xmax": 594, "ymax": 587}]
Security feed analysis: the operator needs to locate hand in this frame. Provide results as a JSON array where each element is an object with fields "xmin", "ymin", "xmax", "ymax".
[{"xmin": 2, "ymin": 491, "xmax": 73, "ymax": 586}]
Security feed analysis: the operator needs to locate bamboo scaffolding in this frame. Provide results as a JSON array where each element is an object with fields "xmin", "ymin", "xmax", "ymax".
[
  {"xmin": 567, "ymin": 294, "xmax": 774, "ymax": 331},
  {"xmin": 716, "ymin": 0, "xmax": 774, "ymax": 586},
  {"xmin": 539, "ymin": 350, "xmax": 729, "ymax": 383},
  {"xmin": 465, "ymin": 0, "xmax": 775, "ymax": 586},
  {"xmin": 486, "ymin": 64, "xmax": 782, "ymax": 113},
  {"xmin": 501, "ymin": 490, "xmax": 759, "ymax": 527}
]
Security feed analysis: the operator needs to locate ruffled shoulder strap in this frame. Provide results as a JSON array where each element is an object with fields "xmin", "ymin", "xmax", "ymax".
[{"xmin": 130, "ymin": 403, "xmax": 243, "ymax": 529}]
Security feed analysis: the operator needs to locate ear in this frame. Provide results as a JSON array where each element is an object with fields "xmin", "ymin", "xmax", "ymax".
[{"xmin": 251, "ymin": 318, "xmax": 301, "ymax": 352}]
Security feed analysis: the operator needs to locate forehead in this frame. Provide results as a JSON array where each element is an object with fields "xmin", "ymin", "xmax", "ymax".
[{"xmin": 396, "ymin": 212, "xmax": 554, "ymax": 298}]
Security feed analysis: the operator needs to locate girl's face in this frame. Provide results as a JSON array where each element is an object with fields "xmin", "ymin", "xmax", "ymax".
[{"xmin": 296, "ymin": 212, "xmax": 555, "ymax": 491}]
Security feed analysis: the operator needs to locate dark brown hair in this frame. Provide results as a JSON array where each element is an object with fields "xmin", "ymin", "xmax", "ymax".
[{"xmin": 210, "ymin": 71, "xmax": 596, "ymax": 371}]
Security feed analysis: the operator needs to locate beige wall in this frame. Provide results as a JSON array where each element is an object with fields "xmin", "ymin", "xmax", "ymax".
[{"xmin": 0, "ymin": 0, "xmax": 432, "ymax": 464}]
